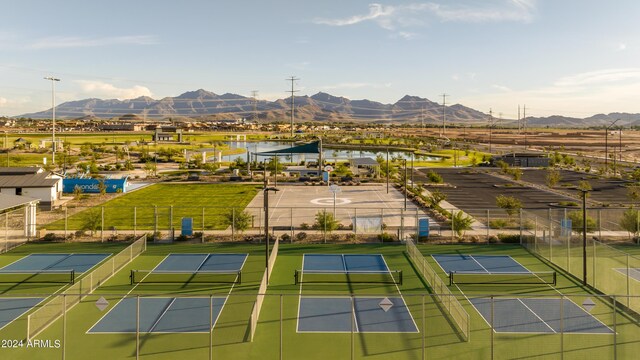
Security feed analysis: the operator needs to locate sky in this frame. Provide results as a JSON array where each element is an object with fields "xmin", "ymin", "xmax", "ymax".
[{"xmin": 1, "ymin": 0, "xmax": 640, "ymax": 118}]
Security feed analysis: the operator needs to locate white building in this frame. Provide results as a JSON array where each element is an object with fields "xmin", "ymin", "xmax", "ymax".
[{"xmin": 0, "ymin": 167, "xmax": 62, "ymax": 210}]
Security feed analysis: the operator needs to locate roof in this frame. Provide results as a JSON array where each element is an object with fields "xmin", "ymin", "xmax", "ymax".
[
  {"xmin": 349, "ymin": 157, "xmax": 380, "ymax": 166},
  {"xmin": 0, "ymin": 193, "xmax": 39, "ymax": 211},
  {"xmin": 0, "ymin": 172, "xmax": 60, "ymax": 188},
  {"xmin": 495, "ymin": 152, "xmax": 548, "ymax": 158},
  {"xmin": 255, "ymin": 141, "xmax": 321, "ymax": 156},
  {"xmin": 0, "ymin": 167, "xmax": 43, "ymax": 176}
]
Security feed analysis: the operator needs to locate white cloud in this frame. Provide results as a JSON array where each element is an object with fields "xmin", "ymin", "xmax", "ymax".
[
  {"xmin": 492, "ymin": 84, "xmax": 512, "ymax": 92},
  {"xmin": 461, "ymin": 67, "xmax": 640, "ymax": 117},
  {"xmin": 313, "ymin": 1, "xmax": 537, "ymax": 35},
  {"xmin": 285, "ymin": 61, "xmax": 310, "ymax": 71},
  {"xmin": 75, "ymin": 80, "xmax": 153, "ymax": 100},
  {"xmin": 0, "ymin": 97, "xmax": 8, "ymax": 106},
  {"xmin": 617, "ymin": 43, "xmax": 627, "ymax": 51},
  {"xmin": 28, "ymin": 35, "xmax": 158, "ymax": 49}
]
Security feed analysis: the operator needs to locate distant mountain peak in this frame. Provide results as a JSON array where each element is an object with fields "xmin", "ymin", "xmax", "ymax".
[{"xmin": 177, "ymin": 89, "xmax": 217, "ymax": 99}]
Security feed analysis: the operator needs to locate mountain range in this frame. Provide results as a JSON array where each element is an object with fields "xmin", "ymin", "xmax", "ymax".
[{"xmin": 19, "ymin": 89, "xmax": 640, "ymax": 128}]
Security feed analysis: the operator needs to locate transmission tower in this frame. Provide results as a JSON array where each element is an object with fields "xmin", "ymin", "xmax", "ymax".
[{"xmin": 286, "ymin": 76, "xmax": 299, "ymax": 138}]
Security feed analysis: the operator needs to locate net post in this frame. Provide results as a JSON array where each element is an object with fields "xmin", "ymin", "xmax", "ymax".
[
  {"xmin": 399, "ymin": 270, "xmax": 403, "ymax": 285},
  {"xmin": 238, "ymin": 270, "xmax": 242, "ymax": 285},
  {"xmin": 294, "ymin": 270, "xmax": 299, "ymax": 285},
  {"xmin": 130, "ymin": 270, "xmax": 134, "ymax": 285},
  {"xmin": 449, "ymin": 272, "xmax": 453, "ymax": 286},
  {"xmin": 101, "ymin": 206, "xmax": 104, "ymax": 243},
  {"xmin": 553, "ymin": 271, "xmax": 557, "ymax": 286},
  {"xmin": 71, "ymin": 270, "xmax": 75, "ymax": 284}
]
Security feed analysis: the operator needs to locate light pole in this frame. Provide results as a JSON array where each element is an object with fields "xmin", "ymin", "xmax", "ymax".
[
  {"xmin": 581, "ymin": 189, "xmax": 588, "ymax": 286},
  {"xmin": 403, "ymin": 159, "xmax": 407, "ymax": 210},
  {"xmin": 44, "ymin": 76, "xmax": 60, "ymax": 165},
  {"xmin": 263, "ymin": 187, "xmax": 279, "ymax": 282},
  {"xmin": 604, "ymin": 119, "xmax": 620, "ymax": 175}
]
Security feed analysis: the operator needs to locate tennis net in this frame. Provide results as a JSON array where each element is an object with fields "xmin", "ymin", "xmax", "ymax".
[
  {"xmin": 449, "ymin": 271, "xmax": 556, "ymax": 286},
  {"xmin": 0, "ymin": 270, "xmax": 75, "ymax": 284},
  {"xmin": 131, "ymin": 270, "xmax": 242, "ymax": 285},
  {"xmin": 294, "ymin": 269, "xmax": 402, "ymax": 285}
]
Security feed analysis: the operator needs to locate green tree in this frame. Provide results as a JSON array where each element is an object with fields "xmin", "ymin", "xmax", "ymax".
[
  {"xmin": 427, "ymin": 189, "xmax": 447, "ymax": 208},
  {"xmin": 620, "ymin": 208, "xmax": 640, "ymax": 240},
  {"xmin": 451, "ymin": 211, "xmax": 474, "ymax": 238},
  {"xmin": 426, "ymin": 170, "xmax": 443, "ymax": 183},
  {"xmin": 73, "ymin": 185, "xmax": 83, "ymax": 200},
  {"xmin": 144, "ymin": 161, "xmax": 157, "ymax": 176},
  {"xmin": 81, "ymin": 208, "xmax": 102, "ymax": 236},
  {"xmin": 312, "ymin": 210, "xmax": 340, "ymax": 235},
  {"xmin": 545, "ymin": 169, "xmax": 561, "ymax": 188},
  {"xmin": 97, "ymin": 180, "xmax": 107, "ymax": 197},
  {"xmin": 223, "ymin": 209, "xmax": 252, "ymax": 234},
  {"xmin": 567, "ymin": 210, "xmax": 597, "ymax": 235},
  {"xmin": 496, "ymin": 195, "xmax": 522, "ymax": 218}
]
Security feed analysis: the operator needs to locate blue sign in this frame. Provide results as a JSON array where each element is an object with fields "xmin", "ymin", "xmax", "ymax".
[
  {"xmin": 560, "ymin": 219, "xmax": 572, "ymax": 236},
  {"xmin": 63, "ymin": 178, "xmax": 128, "ymax": 193},
  {"xmin": 418, "ymin": 218, "xmax": 429, "ymax": 238},
  {"xmin": 181, "ymin": 218, "xmax": 193, "ymax": 236},
  {"xmin": 322, "ymin": 171, "xmax": 329, "ymax": 181}
]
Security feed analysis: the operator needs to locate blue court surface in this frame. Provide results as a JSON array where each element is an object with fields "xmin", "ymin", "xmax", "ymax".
[
  {"xmin": 470, "ymin": 298, "xmax": 613, "ymax": 334},
  {"xmin": 297, "ymin": 297, "xmax": 418, "ymax": 333},
  {"xmin": 0, "ymin": 297, "xmax": 44, "ymax": 330},
  {"xmin": 0, "ymin": 253, "xmax": 110, "ymax": 273},
  {"xmin": 154, "ymin": 253, "xmax": 247, "ymax": 272},
  {"xmin": 88, "ymin": 297, "xmax": 227, "ymax": 333},
  {"xmin": 614, "ymin": 268, "xmax": 640, "ymax": 281},
  {"xmin": 432, "ymin": 254, "xmax": 529, "ymax": 274},
  {"xmin": 303, "ymin": 254, "xmax": 388, "ymax": 272}
]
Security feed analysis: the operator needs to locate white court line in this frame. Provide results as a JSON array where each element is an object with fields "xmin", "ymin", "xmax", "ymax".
[
  {"xmin": 468, "ymin": 255, "xmax": 490, "ymax": 273},
  {"xmin": 0, "ymin": 297, "xmax": 47, "ymax": 331},
  {"xmin": 517, "ymin": 298, "xmax": 556, "ymax": 333},
  {"xmin": 379, "ymin": 255, "xmax": 420, "ymax": 333},
  {"xmin": 147, "ymin": 298, "xmax": 177, "ymax": 333},
  {"xmin": 86, "ymin": 254, "xmax": 170, "ymax": 334}
]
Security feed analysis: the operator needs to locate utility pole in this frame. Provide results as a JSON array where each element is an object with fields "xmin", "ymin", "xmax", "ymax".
[
  {"xmin": 421, "ymin": 106, "xmax": 425, "ymax": 129},
  {"xmin": 44, "ymin": 76, "xmax": 60, "ymax": 165},
  {"xmin": 518, "ymin": 105, "xmax": 521, "ymax": 133},
  {"xmin": 441, "ymin": 93, "xmax": 448, "ymax": 137},
  {"xmin": 251, "ymin": 90, "xmax": 259, "ymax": 122},
  {"xmin": 523, "ymin": 105, "xmax": 527, "ymax": 149},
  {"xmin": 488, "ymin": 109, "xmax": 493, "ymax": 154},
  {"xmin": 286, "ymin": 76, "xmax": 299, "ymax": 138}
]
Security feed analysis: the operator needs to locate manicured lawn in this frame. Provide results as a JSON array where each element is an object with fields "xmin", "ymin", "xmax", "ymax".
[{"xmin": 45, "ymin": 183, "xmax": 261, "ymax": 231}]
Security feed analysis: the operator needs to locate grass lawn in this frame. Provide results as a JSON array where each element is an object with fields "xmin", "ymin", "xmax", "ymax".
[{"xmin": 45, "ymin": 183, "xmax": 261, "ymax": 231}]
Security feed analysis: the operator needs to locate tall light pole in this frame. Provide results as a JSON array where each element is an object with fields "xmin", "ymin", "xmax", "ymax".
[
  {"xmin": 604, "ymin": 119, "xmax": 620, "ymax": 175},
  {"xmin": 403, "ymin": 159, "xmax": 407, "ymax": 210},
  {"xmin": 263, "ymin": 187, "xmax": 279, "ymax": 282},
  {"xmin": 581, "ymin": 189, "xmax": 588, "ymax": 286},
  {"xmin": 44, "ymin": 76, "xmax": 60, "ymax": 165},
  {"xmin": 286, "ymin": 76, "xmax": 299, "ymax": 138}
]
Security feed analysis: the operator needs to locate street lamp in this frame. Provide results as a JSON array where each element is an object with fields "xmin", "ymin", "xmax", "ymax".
[
  {"xmin": 403, "ymin": 159, "xmax": 407, "ymax": 210},
  {"xmin": 44, "ymin": 76, "xmax": 60, "ymax": 165},
  {"xmin": 581, "ymin": 189, "xmax": 588, "ymax": 286},
  {"xmin": 263, "ymin": 187, "xmax": 279, "ymax": 282},
  {"xmin": 605, "ymin": 119, "xmax": 620, "ymax": 175}
]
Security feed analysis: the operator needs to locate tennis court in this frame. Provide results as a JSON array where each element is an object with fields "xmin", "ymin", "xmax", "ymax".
[
  {"xmin": 469, "ymin": 297, "xmax": 613, "ymax": 334},
  {"xmin": 88, "ymin": 297, "xmax": 227, "ymax": 333},
  {"xmin": 89, "ymin": 252, "xmax": 248, "ymax": 335},
  {"xmin": 296, "ymin": 254, "xmax": 417, "ymax": 333},
  {"xmin": 0, "ymin": 298, "xmax": 44, "ymax": 330},
  {"xmin": 614, "ymin": 267, "xmax": 640, "ymax": 281}
]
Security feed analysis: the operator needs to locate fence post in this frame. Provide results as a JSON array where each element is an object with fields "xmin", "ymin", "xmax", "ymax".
[
  {"xmin": 232, "ymin": 207, "xmax": 235, "ymax": 241},
  {"xmin": 354, "ymin": 208, "xmax": 358, "ymax": 239},
  {"xmin": 560, "ymin": 295, "xmax": 564, "ymax": 358},
  {"xmin": 209, "ymin": 294, "xmax": 213, "ymax": 360},
  {"xmin": 490, "ymin": 295, "xmax": 494, "ymax": 360},
  {"xmin": 627, "ymin": 254, "xmax": 631, "ymax": 308},
  {"xmin": 62, "ymin": 294, "xmax": 66, "ymax": 360},
  {"xmin": 380, "ymin": 208, "xmax": 384, "ymax": 240},
  {"xmin": 136, "ymin": 295, "xmax": 140, "ymax": 360},
  {"xmin": 202, "ymin": 207, "xmax": 205, "ymax": 243},
  {"xmin": 613, "ymin": 296, "xmax": 617, "ymax": 359},
  {"xmin": 324, "ymin": 207, "xmax": 327, "ymax": 243},
  {"xmin": 486, "ymin": 209, "xmax": 490, "ymax": 239},
  {"xmin": 415, "ymin": 208, "xmax": 419, "ymax": 243},
  {"xmin": 519, "ymin": 208, "xmax": 523, "ymax": 244},
  {"xmin": 154, "ymin": 205, "xmax": 158, "ymax": 242},
  {"xmin": 422, "ymin": 294, "xmax": 425, "ymax": 360},
  {"xmin": 400, "ymin": 208, "xmax": 405, "ymax": 241},
  {"xmin": 170, "ymin": 205, "xmax": 173, "ymax": 234},
  {"xmin": 133, "ymin": 207, "xmax": 137, "ymax": 237},
  {"xmin": 451, "ymin": 210, "xmax": 455, "ymax": 243},
  {"xmin": 101, "ymin": 206, "xmax": 104, "ymax": 242},
  {"xmin": 290, "ymin": 207, "xmax": 294, "ymax": 241},
  {"xmin": 598, "ymin": 209, "xmax": 602, "ymax": 239},
  {"xmin": 64, "ymin": 207, "xmax": 67, "ymax": 239},
  {"xmin": 4, "ymin": 212, "xmax": 7, "ymax": 253}
]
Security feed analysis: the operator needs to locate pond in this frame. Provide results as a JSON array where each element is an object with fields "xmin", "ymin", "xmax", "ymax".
[{"xmin": 220, "ymin": 141, "xmax": 441, "ymax": 163}]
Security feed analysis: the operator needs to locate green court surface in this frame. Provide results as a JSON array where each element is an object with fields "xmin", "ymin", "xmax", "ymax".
[{"xmin": 0, "ymin": 242, "xmax": 638, "ymax": 359}]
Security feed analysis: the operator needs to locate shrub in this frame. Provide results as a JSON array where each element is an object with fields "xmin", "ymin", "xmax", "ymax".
[
  {"xmin": 489, "ymin": 218, "xmax": 511, "ymax": 229},
  {"xmin": 312, "ymin": 210, "xmax": 340, "ymax": 235},
  {"xmin": 280, "ymin": 233, "xmax": 291, "ymax": 242},
  {"xmin": 42, "ymin": 233, "xmax": 59, "ymax": 242},
  {"xmin": 496, "ymin": 195, "xmax": 522, "ymax": 217},
  {"xmin": 620, "ymin": 208, "xmax": 640, "ymax": 239},
  {"xmin": 300, "ymin": 223, "xmax": 310, "ymax": 230},
  {"xmin": 81, "ymin": 208, "xmax": 102, "ymax": 236},
  {"xmin": 497, "ymin": 233, "xmax": 521, "ymax": 244},
  {"xmin": 345, "ymin": 233, "xmax": 356, "ymax": 242},
  {"xmin": 295, "ymin": 232, "xmax": 308, "ymax": 241},
  {"xmin": 222, "ymin": 209, "xmax": 252, "ymax": 234},
  {"xmin": 567, "ymin": 211, "xmax": 597, "ymax": 234},
  {"xmin": 426, "ymin": 170, "xmax": 443, "ymax": 184},
  {"xmin": 378, "ymin": 232, "xmax": 395, "ymax": 242},
  {"xmin": 546, "ymin": 169, "xmax": 561, "ymax": 188},
  {"xmin": 451, "ymin": 211, "xmax": 474, "ymax": 238}
]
